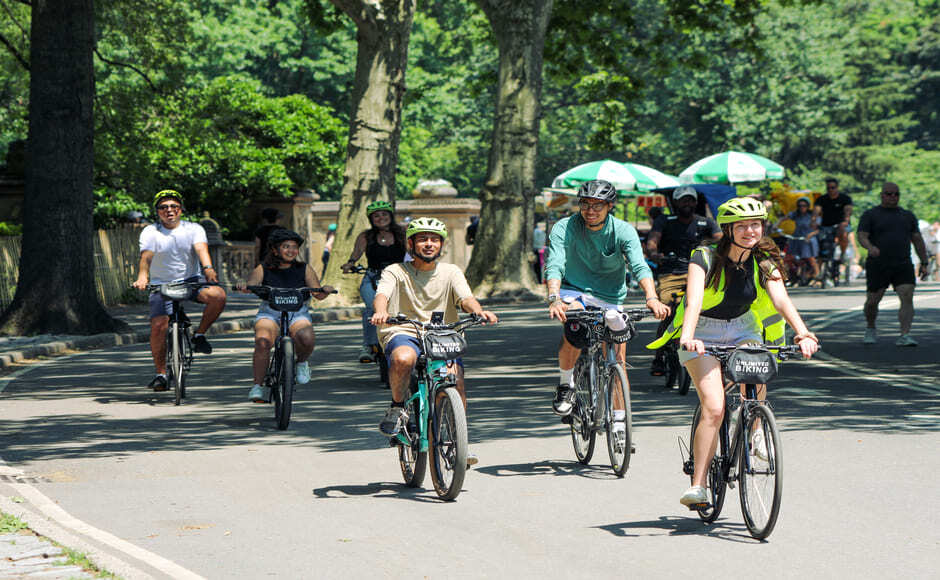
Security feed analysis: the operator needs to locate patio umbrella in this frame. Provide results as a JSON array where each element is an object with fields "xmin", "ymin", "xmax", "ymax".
[
  {"xmin": 551, "ymin": 159, "xmax": 681, "ymax": 193},
  {"xmin": 679, "ymin": 151, "xmax": 785, "ymax": 184}
]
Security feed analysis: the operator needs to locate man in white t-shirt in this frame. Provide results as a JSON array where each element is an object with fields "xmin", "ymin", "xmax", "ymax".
[
  {"xmin": 132, "ymin": 190, "xmax": 227, "ymax": 391},
  {"xmin": 371, "ymin": 217, "xmax": 497, "ymax": 463}
]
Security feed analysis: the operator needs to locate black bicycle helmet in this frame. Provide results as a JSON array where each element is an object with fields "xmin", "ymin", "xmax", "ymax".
[
  {"xmin": 267, "ymin": 229, "xmax": 305, "ymax": 248},
  {"xmin": 577, "ymin": 179, "xmax": 618, "ymax": 203}
]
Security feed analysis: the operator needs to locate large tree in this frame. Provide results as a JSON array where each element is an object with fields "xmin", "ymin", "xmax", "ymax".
[
  {"xmin": 320, "ymin": 0, "xmax": 417, "ymax": 303},
  {"xmin": 465, "ymin": 0, "xmax": 552, "ymax": 297},
  {"xmin": 0, "ymin": 0, "xmax": 125, "ymax": 334}
]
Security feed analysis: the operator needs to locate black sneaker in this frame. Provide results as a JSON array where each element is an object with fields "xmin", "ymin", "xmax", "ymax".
[
  {"xmin": 148, "ymin": 375, "xmax": 168, "ymax": 392},
  {"xmin": 552, "ymin": 385, "xmax": 576, "ymax": 416},
  {"xmin": 379, "ymin": 405, "xmax": 407, "ymax": 436},
  {"xmin": 192, "ymin": 335, "xmax": 212, "ymax": 354},
  {"xmin": 650, "ymin": 355, "xmax": 666, "ymax": 376}
]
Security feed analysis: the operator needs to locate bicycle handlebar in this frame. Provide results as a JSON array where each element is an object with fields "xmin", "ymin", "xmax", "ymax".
[
  {"xmin": 343, "ymin": 265, "xmax": 369, "ymax": 274},
  {"xmin": 235, "ymin": 285, "xmax": 337, "ymax": 298},
  {"xmin": 147, "ymin": 281, "xmax": 219, "ymax": 292},
  {"xmin": 699, "ymin": 342, "xmax": 809, "ymax": 360},
  {"xmin": 383, "ymin": 313, "xmax": 486, "ymax": 333},
  {"xmin": 565, "ymin": 307, "xmax": 650, "ymax": 323}
]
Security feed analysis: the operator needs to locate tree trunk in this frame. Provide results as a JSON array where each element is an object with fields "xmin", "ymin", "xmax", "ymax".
[
  {"xmin": 0, "ymin": 0, "xmax": 126, "ymax": 335},
  {"xmin": 465, "ymin": 0, "xmax": 552, "ymax": 298},
  {"xmin": 322, "ymin": 0, "xmax": 416, "ymax": 305}
]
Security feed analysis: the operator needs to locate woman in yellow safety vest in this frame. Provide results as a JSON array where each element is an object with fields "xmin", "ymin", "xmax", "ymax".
[{"xmin": 648, "ymin": 196, "xmax": 819, "ymax": 508}]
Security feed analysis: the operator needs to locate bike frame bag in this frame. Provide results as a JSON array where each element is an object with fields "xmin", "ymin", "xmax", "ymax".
[
  {"xmin": 726, "ymin": 347, "xmax": 778, "ymax": 384},
  {"xmin": 159, "ymin": 282, "xmax": 190, "ymax": 301},
  {"xmin": 423, "ymin": 330, "xmax": 467, "ymax": 360},
  {"xmin": 268, "ymin": 288, "xmax": 305, "ymax": 312}
]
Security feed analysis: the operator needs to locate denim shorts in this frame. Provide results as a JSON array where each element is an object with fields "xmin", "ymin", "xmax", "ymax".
[
  {"xmin": 255, "ymin": 303, "xmax": 313, "ymax": 327},
  {"xmin": 679, "ymin": 310, "xmax": 761, "ymax": 364}
]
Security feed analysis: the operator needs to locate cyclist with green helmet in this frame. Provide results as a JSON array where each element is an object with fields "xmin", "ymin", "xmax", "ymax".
[
  {"xmin": 646, "ymin": 196, "xmax": 819, "ymax": 508},
  {"xmin": 132, "ymin": 190, "xmax": 227, "ymax": 391},
  {"xmin": 370, "ymin": 217, "xmax": 498, "ymax": 463},
  {"xmin": 341, "ymin": 200, "xmax": 408, "ymax": 363}
]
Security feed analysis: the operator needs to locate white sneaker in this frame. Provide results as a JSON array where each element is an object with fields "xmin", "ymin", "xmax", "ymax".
[
  {"xmin": 680, "ymin": 485, "xmax": 708, "ymax": 506},
  {"xmin": 249, "ymin": 384, "xmax": 271, "ymax": 403},
  {"xmin": 296, "ymin": 361, "xmax": 310, "ymax": 384},
  {"xmin": 895, "ymin": 334, "xmax": 918, "ymax": 347},
  {"xmin": 612, "ymin": 423, "xmax": 627, "ymax": 453},
  {"xmin": 750, "ymin": 430, "xmax": 769, "ymax": 461},
  {"xmin": 863, "ymin": 328, "xmax": 877, "ymax": 345}
]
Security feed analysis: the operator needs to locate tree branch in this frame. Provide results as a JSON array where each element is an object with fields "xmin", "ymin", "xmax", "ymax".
[
  {"xmin": 0, "ymin": 30, "xmax": 28, "ymax": 70},
  {"xmin": 93, "ymin": 47, "xmax": 158, "ymax": 92}
]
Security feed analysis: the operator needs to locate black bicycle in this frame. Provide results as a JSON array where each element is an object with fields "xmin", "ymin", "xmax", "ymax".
[
  {"xmin": 680, "ymin": 343, "xmax": 806, "ymax": 539},
  {"xmin": 346, "ymin": 265, "xmax": 390, "ymax": 388},
  {"xmin": 565, "ymin": 306, "xmax": 648, "ymax": 477},
  {"xmin": 661, "ymin": 292, "xmax": 692, "ymax": 396},
  {"xmin": 148, "ymin": 281, "xmax": 216, "ymax": 405},
  {"xmin": 243, "ymin": 285, "xmax": 335, "ymax": 430},
  {"xmin": 385, "ymin": 312, "xmax": 487, "ymax": 501},
  {"xmin": 815, "ymin": 226, "xmax": 842, "ymax": 288}
]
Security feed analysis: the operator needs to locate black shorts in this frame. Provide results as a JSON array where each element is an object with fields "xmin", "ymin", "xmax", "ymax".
[{"xmin": 866, "ymin": 258, "xmax": 915, "ymax": 292}]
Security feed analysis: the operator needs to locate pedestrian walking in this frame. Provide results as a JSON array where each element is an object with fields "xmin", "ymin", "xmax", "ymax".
[{"xmin": 857, "ymin": 182, "xmax": 929, "ymax": 347}]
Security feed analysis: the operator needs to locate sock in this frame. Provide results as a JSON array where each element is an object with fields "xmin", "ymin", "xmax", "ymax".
[
  {"xmin": 559, "ymin": 367, "xmax": 574, "ymax": 387},
  {"xmin": 613, "ymin": 410, "xmax": 626, "ymax": 421},
  {"xmin": 391, "ymin": 400, "xmax": 404, "ymax": 408},
  {"xmin": 193, "ymin": 333, "xmax": 205, "ymax": 339},
  {"xmin": 253, "ymin": 383, "xmax": 262, "ymax": 389},
  {"xmin": 157, "ymin": 373, "xmax": 166, "ymax": 379}
]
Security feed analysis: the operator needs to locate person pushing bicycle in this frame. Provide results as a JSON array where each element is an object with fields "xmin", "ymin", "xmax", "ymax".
[
  {"xmin": 646, "ymin": 197, "xmax": 819, "ymax": 508},
  {"xmin": 132, "ymin": 189, "xmax": 227, "ymax": 392},
  {"xmin": 239, "ymin": 229, "xmax": 335, "ymax": 403},
  {"xmin": 370, "ymin": 217, "xmax": 497, "ymax": 465},
  {"xmin": 645, "ymin": 185, "xmax": 722, "ymax": 377},
  {"xmin": 544, "ymin": 179, "xmax": 670, "ymax": 424}
]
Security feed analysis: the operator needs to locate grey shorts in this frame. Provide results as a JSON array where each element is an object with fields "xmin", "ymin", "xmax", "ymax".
[
  {"xmin": 679, "ymin": 311, "xmax": 761, "ymax": 364},
  {"xmin": 149, "ymin": 277, "xmax": 204, "ymax": 319},
  {"xmin": 255, "ymin": 303, "xmax": 313, "ymax": 328}
]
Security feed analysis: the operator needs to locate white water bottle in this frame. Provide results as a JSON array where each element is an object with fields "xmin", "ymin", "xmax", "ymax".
[{"xmin": 604, "ymin": 309, "xmax": 626, "ymax": 331}]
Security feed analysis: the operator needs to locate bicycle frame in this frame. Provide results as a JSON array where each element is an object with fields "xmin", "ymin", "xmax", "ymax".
[{"xmin": 396, "ymin": 356, "xmax": 456, "ymax": 452}]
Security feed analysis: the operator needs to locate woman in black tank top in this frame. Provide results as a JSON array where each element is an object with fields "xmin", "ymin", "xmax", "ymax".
[
  {"xmin": 240, "ymin": 230, "xmax": 335, "ymax": 403},
  {"xmin": 340, "ymin": 202, "xmax": 407, "ymax": 363}
]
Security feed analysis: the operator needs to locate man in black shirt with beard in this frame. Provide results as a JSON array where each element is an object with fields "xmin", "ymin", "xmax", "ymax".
[{"xmin": 645, "ymin": 186, "xmax": 722, "ymax": 376}]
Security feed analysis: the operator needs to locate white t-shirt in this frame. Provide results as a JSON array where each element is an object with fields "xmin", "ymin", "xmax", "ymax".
[{"xmin": 139, "ymin": 221, "xmax": 207, "ymax": 284}]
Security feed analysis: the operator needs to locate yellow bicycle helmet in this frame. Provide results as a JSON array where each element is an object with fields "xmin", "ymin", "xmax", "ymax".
[
  {"xmin": 406, "ymin": 216, "xmax": 448, "ymax": 240},
  {"xmin": 717, "ymin": 197, "xmax": 767, "ymax": 225},
  {"xmin": 366, "ymin": 200, "xmax": 394, "ymax": 216},
  {"xmin": 153, "ymin": 189, "xmax": 183, "ymax": 207}
]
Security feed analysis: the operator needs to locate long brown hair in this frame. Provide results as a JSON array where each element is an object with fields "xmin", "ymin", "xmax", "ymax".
[
  {"xmin": 262, "ymin": 240, "xmax": 306, "ymax": 270},
  {"xmin": 704, "ymin": 222, "xmax": 787, "ymax": 291},
  {"xmin": 366, "ymin": 215, "xmax": 406, "ymax": 247}
]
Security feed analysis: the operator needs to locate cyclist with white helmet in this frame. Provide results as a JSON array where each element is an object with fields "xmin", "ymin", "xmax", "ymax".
[
  {"xmin": 370, "ymin": 217, "xmax": 498, "ymax": 464},
  {"xmin": 647, "ymin": 197, "xmax": 819, "ymax": 508},
  {"xmin": 341, "ymin": 200, "xmax": 408, "ymax": 363},
  {"xmin": 544, "ymin": 179, "xmax": 670, "ymax": 421}
]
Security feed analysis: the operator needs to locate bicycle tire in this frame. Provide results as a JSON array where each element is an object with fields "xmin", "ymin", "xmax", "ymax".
[
  {"xmin": 169, "ymin": 323, "xmax": 184, "ymax": 406},
  {"xmin": 275, "ymin": 339, "xmax": 295, "ymax": 430},
  {"xmin": 678, "ymin": 365, "xmax": 692, "ymax": 396},
  {"xmin": 429, "ymin": 387, "xmax": 467, "ymax": 501},
  {"xmin": 663, "ymin": 347, "xmax": 678, "ymax": 390},
  {"xmin": 739, "ymin": 404, "xmax": 783, "ymax": 539},
  {"xmin": 376, "ymin": 349, "xmax": 390, "ymax": 389},
  {"xmin": 179, "ymin": 329, "xmax": 190, "ymax": 400},
  {"xmin": 690, "ymin": 404, "xmax": 727, "ymax": 522},
  {"xmin": 605, "ymin": 364, "xmax": 632, "ymax": 477},
  {"xmin": 398, "ymin": 382, "xmax": 427, "ymax": 487},
  {"xmin": 570, "ymin": 355, "xmax": 596, "ymax": 465}
]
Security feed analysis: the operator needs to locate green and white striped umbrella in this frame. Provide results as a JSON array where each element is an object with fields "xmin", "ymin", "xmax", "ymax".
[
  {"xmin": 551, "ymin": 159, "xmax": 681, "ymax": 193},
  {"xmin": 679, "ymin": 151, "xmax": 785, "ymax": 184}
]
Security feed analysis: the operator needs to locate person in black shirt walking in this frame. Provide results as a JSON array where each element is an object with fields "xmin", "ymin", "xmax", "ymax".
[{"xmin": 857, "ymin": 182, "xmax": 929, "ymax": 347}]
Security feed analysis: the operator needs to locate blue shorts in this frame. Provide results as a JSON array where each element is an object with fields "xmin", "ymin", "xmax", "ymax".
[
  {"xmin": 384, "ymin": 334, "xmax": 464, "ymax": 368},
  {"xmin": 148, "ymin": 277, "xmax": 205, "ymax": 319},
  {"xmin": 679, "ymin": 311, "xmax": 761, "ymax": 364},
  {"xmin": 255, "ymin": 303, "xmax": 313, "ymax": 327}
]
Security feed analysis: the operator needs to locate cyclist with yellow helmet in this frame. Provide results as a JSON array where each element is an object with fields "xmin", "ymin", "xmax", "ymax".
[
  {"xmin": 341, "ymin": 200, "xmax": 408, "ymax": 363},
  {"xmin": 132, "ymin": 190, "xmax": 227, "ymax": 391},
  {"xmin": 370, "ymin": 217, "xmax": 498, "ymax": 462},
  {"xmin": 647, "ymin": 196, "xmax": 819, "ymax": 508}
]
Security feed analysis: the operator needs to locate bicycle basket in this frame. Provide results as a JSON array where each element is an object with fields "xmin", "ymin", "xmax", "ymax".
[
  {"xmin": 726, "ymin": 347, "xmax": 778, "ymax": 384},
  {"xmin": 268, "ymin": 288, "xmax": 304, "ymax": 312},
  {"xmin": 604, "ymin": 319, "xmax": 636, "ymax": 344},
  {"xmin": 159, "ymin": 283, "xmax": 190, "ymax": 301},
  {"xmin": 423, "ymin": 330, "xmax": 467, "ymax": 360}
]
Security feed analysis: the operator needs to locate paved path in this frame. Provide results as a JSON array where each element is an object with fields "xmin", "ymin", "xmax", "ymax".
[{"xmin": 0, "ymin": 283, "xmax": 938, "ymax": 578}]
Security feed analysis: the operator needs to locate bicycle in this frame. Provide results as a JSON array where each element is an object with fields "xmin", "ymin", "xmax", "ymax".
[
  {"xmin": 778, "ymin": 234, "xmax": 816, "ymax": 288},
  {"xmin": 242, "ymin": 284, "xmax": 335, "ymax": 430},
  {"xmin": 679, "ymin": 343, "xmax": 807, "ymax": 539},
  {"xmin": 660, "ymin": 291, "xmax": 692, "ymax": 396},
  {"xmin": 148, "ymin": 281, "xmax": 217, "ymax": 405},
  {"xmin": 564, "ymin": 306, "xmax": 649, "ymax": 477},
  {"xmin": 384, "ymin": 312, "xmax": 487, "ymax": 501},
  {"xmin": 815, "ymin": 226, "xmax": 842, "ymax": 288},
  {"xmin": 345, "ymin": 265, "xmax": 389, "ymax": 388}
]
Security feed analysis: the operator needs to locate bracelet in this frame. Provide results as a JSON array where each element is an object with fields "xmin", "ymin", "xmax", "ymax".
[
  {"xmin": 201, "ymin": 264, "xmax": 214, "ymax": 271},
  {"xmin": 794, "ymin": 332, "xmax": 818, "ymax": 343}
]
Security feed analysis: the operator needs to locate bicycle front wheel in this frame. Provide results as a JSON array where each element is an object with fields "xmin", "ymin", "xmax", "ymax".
[
  {"xmin": 690, "ymin": 405, "xmax": 727, "ymax": 523},
  {"xmin": 739, "ymin": 404, "xmax": 783, "ymax": 539},
  {"xmin": 398, "ymin": 385, "xmax": 427, "ymax": 488},
  {"xmin": 605, "ymin": 364, "xmax": 632, "ymax": 477},
  {"xmin": 429, "ymin": 387, "xmax": 468, "ymax": 501},
  {"xmin": 570, "ymin": 355, "xmax": 596, "ymax": 465},
  {"xmin": 275, "ymin": 340, "xmax": 295, "ymax": 430},
  {"xmin": 167, "ymin": 323, "xmax": 184, "ymax": 406}
]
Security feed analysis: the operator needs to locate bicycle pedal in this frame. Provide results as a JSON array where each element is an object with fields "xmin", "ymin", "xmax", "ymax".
[
  {"xmin": 561, "ymin": 415, "xmax": 573, "ymax": 425},
  {"xmin": 687, "ymin": 502, "xmax": 710, "ymax": 511},
  {"xmin": 630, "ymin": 446, "xmax": 636, "ymax": 454}
]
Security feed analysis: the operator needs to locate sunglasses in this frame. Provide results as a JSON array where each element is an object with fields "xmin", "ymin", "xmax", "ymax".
[
  {"xmin": 578, "ymin": 200, "xmax": 608, "ymax": 212},
  {"xmin": 882, "ymin": 191, "xmax": 900, "ymax": 197},
  {"xmin": 156, "ymin": 204, "xmax": 181, "ymax": 211}
]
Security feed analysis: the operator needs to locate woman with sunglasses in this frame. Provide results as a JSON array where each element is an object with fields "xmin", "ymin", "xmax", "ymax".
[{"xmin": 774, "ymin": 196, "xmax": 820, "ymax": 284}]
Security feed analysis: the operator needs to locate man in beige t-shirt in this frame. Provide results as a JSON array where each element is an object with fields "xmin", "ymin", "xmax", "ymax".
[{"xmin": 371, "ymin": 218, "xmax": 498, "ymax": 458}]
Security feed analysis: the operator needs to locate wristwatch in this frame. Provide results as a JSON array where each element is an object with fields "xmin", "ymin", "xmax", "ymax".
[
  {"xmin": 547, "ymin": 293, "xmax": 560, "ymax": 305},
  {"xmin": 201, "ymin": 264, "xmax": 214, "ymax": 271}
]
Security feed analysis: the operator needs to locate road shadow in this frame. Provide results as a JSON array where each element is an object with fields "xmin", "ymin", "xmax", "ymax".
[
  {"xmin": 311, "ymin": 481, "xmax": 446, "ymax": 504},
  {"xmin": 476, "ymin": 459, "xmax": 620, "ymax": 481},
  {"xmin": 596, "ymin": 515, "xmax": 755, "ymax": 543}
]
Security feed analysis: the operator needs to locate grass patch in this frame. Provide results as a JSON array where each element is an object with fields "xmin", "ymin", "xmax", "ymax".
[{"xmin": 0, "ymin": 510, "xmax": 28, "ymax": 533}]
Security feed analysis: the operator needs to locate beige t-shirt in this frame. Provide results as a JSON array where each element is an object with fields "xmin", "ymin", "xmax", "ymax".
[{"xmin": 375, "ymin": 262, "xmax": 474, "ymax": 348}]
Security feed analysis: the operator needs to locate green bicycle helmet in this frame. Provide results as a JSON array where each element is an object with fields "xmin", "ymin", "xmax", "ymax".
[
  {"xmin": 153, "ymin": 189, "xmax": 183, "ymax": 207},
  {"xmin": 366, "ymin": 200, "xmax": 394, "ymax": 216},
  {"xmin": 406, "ymin": 216, "xmax": 448, "ymax": 240},
  {"xmin": 717, "ymin": 197, "xmax": 767, "ymax": 225}
]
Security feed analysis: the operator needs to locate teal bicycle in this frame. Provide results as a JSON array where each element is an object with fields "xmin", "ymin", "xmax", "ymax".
[{"xmin": 385, "ymin": 312, "xmax": 486, "ymax": 501}]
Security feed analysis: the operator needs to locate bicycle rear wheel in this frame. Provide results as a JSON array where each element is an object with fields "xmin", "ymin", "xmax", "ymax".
[
  {"xmin": 429, "ymin": 387, "xmax": 467, "ymax": 501},
  {"xmin": 275, "ymin": 340, "xmax": 295, "ymax": 430},
  {"xmin": 739, "ymin": 404, "xmax": 783, "ymax": 539},
  {"xmin": 605, "ymin": 364, "xmax": 632, "ymax": 477},
  {"xmin": 398, "ymin": 382, "xmax": 427, "ymax": 487},
  {"xmin": 167, "ymin": 323, "xmax": 184, "ymax": 406},
  {"xmin": 570, "ymin": 355, "xmax": 596, "ymax": 465},
  {"xmin": 690, "ymin": 405, "xmax": 727, "ymax": 522},
  {"xmin": 663, "ymin": 347, "xmax": 678, "ymax": 390}
]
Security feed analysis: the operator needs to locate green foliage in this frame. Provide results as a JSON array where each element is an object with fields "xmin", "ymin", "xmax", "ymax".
[
  {"xmin": 0, "ymin": 510, "xmax": 27, "ymax": 533},
  {"xmin": 0, "ymin": 221, "xmax": 23, "ymax": 236},
  {"xmin": 92, "ymin": 189, "xmax": 149, "ymax": 229}
]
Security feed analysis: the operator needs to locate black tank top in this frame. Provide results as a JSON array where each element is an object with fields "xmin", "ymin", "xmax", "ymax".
[
  {"xmin": 262, "ymin": 262, "xmax": 306, "ymax": 288},
  {"xmin": 366, "ymin": 235, "xmax": 406, "ymax": 270}
]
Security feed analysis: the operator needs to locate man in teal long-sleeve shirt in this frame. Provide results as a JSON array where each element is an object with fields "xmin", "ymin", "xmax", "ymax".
[{"xmin": 545, "ymin": 180, "xmax": 669, "ymax": 423}]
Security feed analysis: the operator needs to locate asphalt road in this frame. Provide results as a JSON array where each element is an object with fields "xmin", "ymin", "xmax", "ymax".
[{"xmin": 1, "ymin": 284, "xmax": 938, "ymax": 579}]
